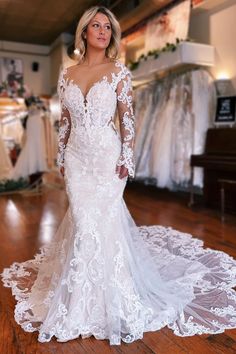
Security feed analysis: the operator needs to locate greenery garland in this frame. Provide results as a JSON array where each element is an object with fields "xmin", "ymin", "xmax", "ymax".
[
  {"xmin": 128, "ymin": 38, "xmax": 193, "ymax": 71},
  {"xmin": 0, "ymin": 178, "xmax": 29, "ymax": 193}
]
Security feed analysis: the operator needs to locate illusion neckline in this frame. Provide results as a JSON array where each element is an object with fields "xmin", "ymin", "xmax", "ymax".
[
  {"xmin": 66, "ymin": 76, "xmax": 110, "ymax": 102},
  {"xmin": 63, "ymin": 60, "xmax": 122, "ymax": 102}
]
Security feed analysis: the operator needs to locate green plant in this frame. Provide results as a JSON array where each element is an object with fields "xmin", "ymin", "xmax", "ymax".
[{"xmin": 128, "ymin": 38, "xmax": 193, "ymax": 71}]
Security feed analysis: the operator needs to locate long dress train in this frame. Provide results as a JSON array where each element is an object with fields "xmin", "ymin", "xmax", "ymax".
[{"xmin": 2, "ymin": 61, "xmax": 236, "ymax": 345}]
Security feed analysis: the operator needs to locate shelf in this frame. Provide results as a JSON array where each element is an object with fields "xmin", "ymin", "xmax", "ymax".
[{"xmin": 131, "ymin": 41, "xmax": 215, "ymax": 84}]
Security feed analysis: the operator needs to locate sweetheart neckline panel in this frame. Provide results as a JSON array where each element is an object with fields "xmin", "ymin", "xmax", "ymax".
[
  {"xmin": 66, "ymin": 76, "xmax": 111, "ymax": 102},
  {"xmin": 61, "ymin": 60, "xmax": 128, "ymax": 102}
]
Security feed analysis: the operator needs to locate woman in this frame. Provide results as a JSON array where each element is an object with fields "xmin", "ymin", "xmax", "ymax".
[{"xmin": 2, "ymin": 6, "xmax": 236, "ymax": 346}]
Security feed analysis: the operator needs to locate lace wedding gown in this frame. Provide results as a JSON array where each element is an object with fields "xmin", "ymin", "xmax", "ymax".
[{"xmin": 2, "ymin": 61, "xmax": 236, "ymax": 346}]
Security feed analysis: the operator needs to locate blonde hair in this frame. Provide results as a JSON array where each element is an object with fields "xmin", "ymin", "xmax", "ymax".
[{"xmin": 74, "ymin": 6, "xmax": 121, "ymax": 63}]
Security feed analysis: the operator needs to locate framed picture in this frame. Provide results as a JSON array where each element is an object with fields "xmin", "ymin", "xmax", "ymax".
[
  {"xmin": 215, "ymin": 96, "xmax": 236, "ymax": 124},
  {"xmin": 0, "ymin": 57, "xmax": 23, "ymax": 86}
]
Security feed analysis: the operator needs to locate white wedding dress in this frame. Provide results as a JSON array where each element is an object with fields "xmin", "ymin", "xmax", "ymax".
[
  {"xmin": 2, "ymin": 61, "xmax": 236, "ymax": 346},
  {"xmin": 11, "ymin": 108, "xmax": 48, "ymax": 180},
  {"xmin": 0, "ymin": 133, "xmax": 12, "ymax": 180}
]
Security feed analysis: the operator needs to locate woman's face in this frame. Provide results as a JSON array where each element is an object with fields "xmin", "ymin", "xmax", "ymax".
[{"xmin": 85, "ymin": 12, "xmax": 112, "ymax": 51}]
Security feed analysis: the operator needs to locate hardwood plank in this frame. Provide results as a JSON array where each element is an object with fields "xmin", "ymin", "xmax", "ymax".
[
  {"xmin": 206, "ymin": 333, "xmax": 236, "ymax": 354},
  {"xmin": 160, "ymin": 328, "xmax": 224, "ymax": 354},
  {"xmin": 143, "ymin": 330, "xmax": 189, "ymax": 354},
  {"xmin": 0, "ymin": 310, "xmax": 19, "ymax": 354}
]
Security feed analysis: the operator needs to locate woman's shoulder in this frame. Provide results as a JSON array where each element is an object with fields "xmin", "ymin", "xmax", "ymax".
[
  {"xmin": 59, "ymin": 64, "xmax": 78, "ymax": 78},
  {"xmin": 61, "ymin": 64, "xmax": 78, "ymax": 78},
  {"xmin": 58, "ymin": 60, "xmax": 131, "ymax": 82},
  {"xmin": 57, "ymin": 65, "xmax": 75, "ymax": 90},
  {"xmin": 112, "ymin": 60, "xmax": 132, "ymax": 80},
  {"xmin": 112, "ymin": 59, "xmax": 131, "ymax": 76}
]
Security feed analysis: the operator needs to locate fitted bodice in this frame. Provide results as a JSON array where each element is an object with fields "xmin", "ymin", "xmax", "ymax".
[
  {"xmin": 57, "ymin": 60, "xmax": 136, "ymax": 178},
  {"xmin": 59, "ymin": 62, "xmax": 128, "ymax": 131}
]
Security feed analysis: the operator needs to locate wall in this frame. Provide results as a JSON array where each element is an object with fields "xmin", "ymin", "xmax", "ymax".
[
  {"xmin": 0, "ymin": 41, "xmax": 51, "ymax": 96},
  {"xmin": 50, "ymin": 33, "xmax": 75, "ymax": 95},
  {"xmin": 0, "ymin": 34, "xmax": 76, "ymax": 96},
  {"xmin": 189, "ymin": 0, "xmax": 236, "ymax": 92}
]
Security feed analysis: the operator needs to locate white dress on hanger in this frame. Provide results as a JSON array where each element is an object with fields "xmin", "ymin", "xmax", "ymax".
[
  {"xmin": 133, "ymin": 69, "xmax": 215, "ymax": 188},
  {"xmin": 150, "ymin": 82, "xmax": 177, "ymax": 188},
  {"xmin": 134, "ymin": 83, "xmax": 159, "ymax": 178},
  {"xmin": 2, "ymin": 61, "xmax": 236, "ymax": 346},
  {"xmin": 0, "ymin": 133, "xmax": 12, "ymax": 180},
  {"xmin": 191, "ymin": 70, "xmax": 216, "ymax": 187},
  {"xmin": 2, "ymin": 117, "xmax": 24, "ymax": 146},
  {"xmin": 11, "ymin": 108, "xmax": 48, "ymax": 180}
]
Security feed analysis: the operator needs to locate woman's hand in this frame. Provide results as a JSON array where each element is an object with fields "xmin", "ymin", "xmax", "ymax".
[
  {"xmin": 60, "ymin": 166, "xmax": 65, "ymax": 177},
  {"xmin": 116, "ymin": 164, "xmax": 128, "ymax": 179}
]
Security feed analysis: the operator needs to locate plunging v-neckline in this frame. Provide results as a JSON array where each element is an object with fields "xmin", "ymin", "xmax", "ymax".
[
  {"xmin": 67, "ymin": 75, "xmax": 109, "ymax": 102},
  {"xmin": 61, "ymin": 60, "xmax": 126, "ymax": 104},
  {"xmin": 64, "ymin": 59, "xmax": 121, "ymax": 102}
]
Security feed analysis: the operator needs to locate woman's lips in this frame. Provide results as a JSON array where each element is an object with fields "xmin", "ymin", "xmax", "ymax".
[{"xmin": 97, "ymin": 37, "xmax": 106, "ymax": 41}]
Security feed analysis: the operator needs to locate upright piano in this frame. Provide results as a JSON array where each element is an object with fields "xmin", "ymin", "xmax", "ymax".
[{"xmin": 189, "ymin": 128, "xmax": 236, "ymax": 212}]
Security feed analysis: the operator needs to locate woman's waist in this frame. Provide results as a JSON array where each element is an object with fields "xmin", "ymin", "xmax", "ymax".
[
  {"xmin": 68, "ymin": 124, "xmax": 120, "ymax": 146},
  {"xmin": 64, "ymin": 142, "xmax": 121, "ymax": 172}
]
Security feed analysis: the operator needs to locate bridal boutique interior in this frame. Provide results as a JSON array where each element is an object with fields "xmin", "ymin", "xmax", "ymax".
[{"xmin": 0, "ymin": 0, "xmax": 236, "ymax": 353}]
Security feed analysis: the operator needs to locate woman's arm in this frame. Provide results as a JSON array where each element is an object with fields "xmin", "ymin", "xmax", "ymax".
[
  {"xmin": 57, "ymin": 69, "xmax": 71, "ymax": 175},
  {"xmin": 116, "ymin": 68, "xmax": 135, "ymax": 179}
]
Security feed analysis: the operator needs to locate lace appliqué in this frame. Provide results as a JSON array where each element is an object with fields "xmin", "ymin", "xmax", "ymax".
[
  {"xmin": 116, "ymin": 67, "xmax": 135, "ymax": 178},
  {"xmin": 57, "ymin": 68, "xmax": 71, "ymax": 169},
  {"xmin": 57, "ymin": 115, "xmax": 70, "ymax": 168},
  {"xmin": 2, "ymin": 223, "xmax": 236, "ymax": 345}
]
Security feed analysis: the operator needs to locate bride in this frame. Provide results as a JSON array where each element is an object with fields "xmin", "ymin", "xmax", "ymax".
[{"xmin": 2, "ymin": 6, "xmax": 236, "ymax": 346}]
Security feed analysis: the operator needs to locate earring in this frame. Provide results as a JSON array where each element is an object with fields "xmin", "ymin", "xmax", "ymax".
[{"xmin": 74, "ymin": 48, "xmax": 80, "ymax": 55}]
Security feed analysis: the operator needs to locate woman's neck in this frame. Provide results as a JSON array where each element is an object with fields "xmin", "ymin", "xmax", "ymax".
[{"xmin": 83, "ymin": 47, "xmax": 109, "ymax": 67}]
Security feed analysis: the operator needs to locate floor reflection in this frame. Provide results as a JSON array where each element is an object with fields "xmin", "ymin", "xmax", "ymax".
[
  {"xmin": 38, "ymin": 206, "xmax": 58, "ymax": 244},
  {"xmin": 5, "ymin": 199, "xmax": 20, "ymax": 227}
]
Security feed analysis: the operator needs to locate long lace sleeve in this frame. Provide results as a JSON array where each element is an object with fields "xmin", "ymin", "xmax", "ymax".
[
  {"xmin": 57, "ymin": 69, "xmax": 71, "ymax": 169},
  {"xmin": 116, "ymin": 69, "xmax": 135, "ymax": 178}
]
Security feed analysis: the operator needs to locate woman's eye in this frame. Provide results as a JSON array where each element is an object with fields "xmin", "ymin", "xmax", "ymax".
[
  {"xmin": 105, "ymin": 25, "xmax": 111, "ymax": 30},
  {"xmin": 92, "ymin": 23, "xmax": 99, "ymax": 28}
]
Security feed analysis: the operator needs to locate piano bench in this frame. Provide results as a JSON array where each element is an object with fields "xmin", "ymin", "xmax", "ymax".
[{"xmin": 218, "ymin": 179, "xmax": 236, "ymax": 222}]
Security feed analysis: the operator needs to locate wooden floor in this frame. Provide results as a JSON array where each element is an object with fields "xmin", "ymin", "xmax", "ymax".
[{"xmin": 1, "ymin": 175, "xmax": 236, "ymax": 354}]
